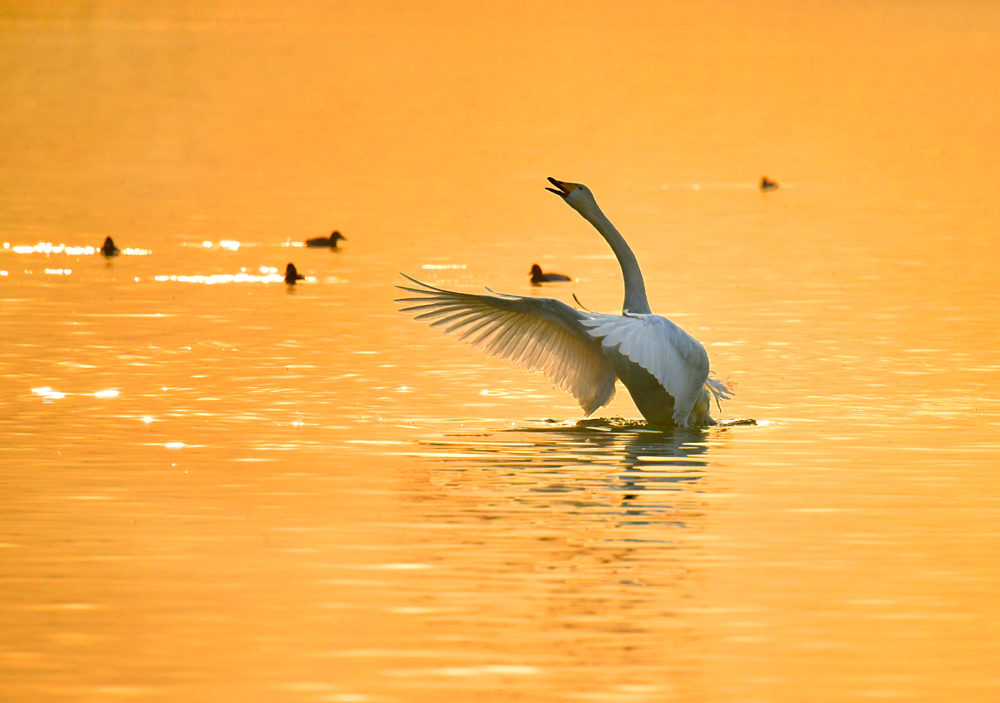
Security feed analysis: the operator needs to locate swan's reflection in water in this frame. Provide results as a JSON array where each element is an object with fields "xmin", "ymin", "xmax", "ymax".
[
  {"xmin": 407, "ymin": 417, "xmax": 720, "ymax": 531},
  {"xmin": 521, "ymin": 418, "xmax": 710, "ymax": 525},
  {"xmin": 380, "ymin": 418, "xmax": 729, "ymax": 696}
]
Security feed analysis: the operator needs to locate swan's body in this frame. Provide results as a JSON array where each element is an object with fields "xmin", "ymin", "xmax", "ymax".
[
  {"xmin": 397, "ymin": 177, "xmax": 733, "ymax": 427},
  {"xmin": 284, "ymin": 263, "xmax": 305, "ymax": 284},
  {"xmin": 306, "ymin": 230, "xmax": 345, "ymax": 248},
  {"xmin": 530, "ymin": 264, "xmax": 571, "ymax": 285},
  {"xmin": 759, "ymin": 176, "xmax": 779, "ymax": 191}
]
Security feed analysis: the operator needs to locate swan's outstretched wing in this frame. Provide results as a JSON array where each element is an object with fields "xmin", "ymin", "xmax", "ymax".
[
  {"xmin": 579, "ymin": 313, "xmax": 710, "ymax": 425},
  {"xmin": 396, "ymin": 274, "xmax": 617, "ymax": 415}
]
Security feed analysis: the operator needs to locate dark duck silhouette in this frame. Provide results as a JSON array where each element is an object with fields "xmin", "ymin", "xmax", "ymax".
[
  {"xmin": 99, "ymin": 236, "xmax": 120, "ymax": 257},
  {"xmin": 306, "ymin": 230, "xmax": 346, "ymax": 248},
  {"xmin": 759, "ymin": 176, "xmax": 779, "ymax": 191},
  {"xmin": 530, "ymin": 263, "xmax": 571, "ymax": 285},
  {"xmin": 284, "ymin": 263, "xmax": 305, "ymax": 284}
]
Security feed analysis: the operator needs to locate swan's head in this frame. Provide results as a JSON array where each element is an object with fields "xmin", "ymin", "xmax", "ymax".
[
  {"xmin": 331, "ymin": 230, "xmax": 345, "ymax": 241},
  {"xmin": 546, "ymin": 177, "xmax": 600, "ymax": 217}
]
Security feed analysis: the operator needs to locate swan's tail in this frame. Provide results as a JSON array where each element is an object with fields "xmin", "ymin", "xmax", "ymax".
[{"xmin": 704, "ymin": 372, "xmax": 735, "ymax": 411}]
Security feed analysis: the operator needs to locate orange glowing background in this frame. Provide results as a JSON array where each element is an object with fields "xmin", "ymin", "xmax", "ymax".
[{"xmin": 2, "ymin": 1, "xmax": 1000, "ymax": 701}]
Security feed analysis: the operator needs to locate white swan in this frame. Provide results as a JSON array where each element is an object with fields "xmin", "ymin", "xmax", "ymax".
[{"xmin": 396, "ymin": 177, "xmax": 733, "ymax": 427}]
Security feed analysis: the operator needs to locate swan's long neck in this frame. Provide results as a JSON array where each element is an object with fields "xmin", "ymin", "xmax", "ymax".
[{"xmin": 582, "ymin": 202, "xmax": 651, "ymax": 315}]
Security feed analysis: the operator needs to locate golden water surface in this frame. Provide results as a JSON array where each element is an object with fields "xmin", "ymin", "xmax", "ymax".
[{"xmin": 2, "ymin": 1, "xmax": 1000, "ymax": 701}]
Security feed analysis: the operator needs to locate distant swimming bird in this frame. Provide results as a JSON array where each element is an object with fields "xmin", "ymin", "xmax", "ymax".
[
  {"xmin": 759, "ymin": 176, "xmax": 779, "ymax": 191},
  {"xmin": 99, "ymin": 236, "xmax": 120, "ymax": 257},
  {"xmin": 396, "ymin": 177, "xmax": 734, "ymax": 428},
  {"xmin": 306, "ymin": 230, "xmax": 346, "ymax": 248},
  {"xmin": 530, "ymin": 264, "xmax": 571, "ymax": 285},
  {"xmin": 284, "ymin": 263, "xmax": 305, "ymax": 284}
]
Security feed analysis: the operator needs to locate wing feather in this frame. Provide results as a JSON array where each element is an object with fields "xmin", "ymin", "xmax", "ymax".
[
  {"xmin": 422, "ymin": 308, "xmax": 476, "ymax": 327},
  {"xmin": 455, "ymin": 314, "xmax": 495, "ymax": 341},
  {"xmin": 396, "ymin": 274, "xmax": 617, "ymax": 415},
  {"xmin": 494, "ymin": 315, "xmax": 532, "ymax": 357},
  {"xmin": 470, "ymin": 315, "xmax": 511, "ymax": 348},
  {"xmin": 524, "ymin": 333, "xmax": 549, "ymax": 369},
  {"xmin": 508, "ymin": 318, "xmax": 541, "ymax": 360}
]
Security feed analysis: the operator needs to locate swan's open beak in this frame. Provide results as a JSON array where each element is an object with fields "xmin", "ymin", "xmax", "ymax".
[{"xmin": 546, "ymin": 177, "xmax": 578, "ymax": 198}]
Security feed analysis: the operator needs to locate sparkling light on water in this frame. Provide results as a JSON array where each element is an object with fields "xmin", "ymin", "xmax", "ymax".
[{"xmin": 152, "ymin": 273, "xmax": 283, "ymax": 284}]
